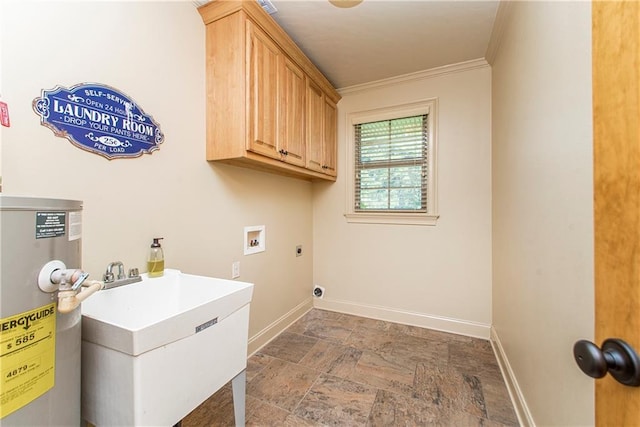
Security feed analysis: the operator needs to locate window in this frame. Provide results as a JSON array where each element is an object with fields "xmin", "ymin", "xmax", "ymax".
[
  {"xmin": 345, "ymin": 99, "xmax": 438, "ymax": 225},
  {"xmin": 355, "ymin": 115, "xmax": 427, "ymax": 211}
]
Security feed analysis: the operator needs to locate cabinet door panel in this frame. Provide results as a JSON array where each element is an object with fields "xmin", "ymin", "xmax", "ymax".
[
  {"xmin": 306, "ymin": 80, "xmax": 324, "ymax": 173},
  {"xmin": 280, "ymin": 57, "xmax": 306, "ymax": 166},
  {"xmin": 322, "ymin": 97, "xmax": 337, "ymax": 176},
  {"xmin": 248, "ymin": 22, "xmax": 279, "ymax": 159}
]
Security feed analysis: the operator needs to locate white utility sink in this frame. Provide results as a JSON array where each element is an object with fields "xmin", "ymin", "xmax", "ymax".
[{"xmin": 81, "ymin": 269, "xmax": 254, "ymax": 427}]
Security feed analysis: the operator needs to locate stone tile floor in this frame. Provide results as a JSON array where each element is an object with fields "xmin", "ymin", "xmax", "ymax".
[{"xmin": 182, "ymin": 309, "xmax": 519, "ymax": 426}]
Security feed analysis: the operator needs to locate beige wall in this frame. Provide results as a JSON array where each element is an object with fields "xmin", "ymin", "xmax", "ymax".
[
  {"xmin": 0, "ymin": 1, "xmax": 313, "ymax": 350},
  {"xmin": 491, "ymin": 2, "xmax": 594, "ymax": 425},
  {"xmin": 2, "ymin": 2, "xmax": 597, "ymax": 423},
  {"xmin": 313, "ymin": 65, "xmax": 493, "ymax": 336}
]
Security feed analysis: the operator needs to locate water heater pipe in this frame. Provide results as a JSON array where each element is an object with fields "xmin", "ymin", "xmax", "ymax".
[
  {"xmin": 57, "ymin": 280, "xmax": 104, "ymax": 314},
  {"xmin": 38, "ymin": 260, "xmax": 105, "ymax": 313}
]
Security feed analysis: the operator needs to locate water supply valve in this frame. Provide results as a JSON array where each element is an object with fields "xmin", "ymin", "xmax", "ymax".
[
  {"xmin": 38, "ymin": 260, "xmax": 87, "ymax": 292},
  {"xmin": 37, "ymin": 260, "xmax": 104, "ymax": 314}
]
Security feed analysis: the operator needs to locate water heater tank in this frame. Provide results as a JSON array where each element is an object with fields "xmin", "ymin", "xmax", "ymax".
[{"xmin": 0, "ymin": 195, "xmax": 82, "ymax": 426}]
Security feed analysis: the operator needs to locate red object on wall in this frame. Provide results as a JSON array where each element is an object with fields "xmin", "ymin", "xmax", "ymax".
[{"xmin": 0, "ymin": 101, "xmax": 10, "ymax": 127}]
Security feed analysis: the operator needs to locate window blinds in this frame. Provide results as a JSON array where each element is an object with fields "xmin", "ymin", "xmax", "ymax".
[{"xmin": 354, "ymin": 114, "xmax": 428, "ymax": 212}]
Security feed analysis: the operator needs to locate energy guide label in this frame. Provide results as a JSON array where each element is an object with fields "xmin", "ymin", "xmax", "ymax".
[{"xmin": 0, "ymin": 303, "xmax": 56, "ymax": 419}]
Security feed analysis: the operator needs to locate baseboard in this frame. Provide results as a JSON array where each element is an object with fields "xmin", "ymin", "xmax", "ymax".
[
  {"xmin": 313, "ymin": 297, "xmax": 491, "ymax": 339},
  {"xmin": 490, "ymin": 326, "xmax": 536, "ymax": 427},
  {"xmin": 247, "ymin": 297, "xmax": 313, "ymax": 356}
]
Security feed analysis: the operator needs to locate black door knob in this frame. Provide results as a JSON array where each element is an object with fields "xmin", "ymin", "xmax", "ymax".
[{"xmin": 573, "ymin": 338, "xmax": 640, "ymax": 387}]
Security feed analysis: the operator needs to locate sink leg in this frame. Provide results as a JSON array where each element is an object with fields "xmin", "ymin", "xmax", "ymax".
[{"xmin": 232, "ymin": 369, "xmax": 246, "ymax": 427}]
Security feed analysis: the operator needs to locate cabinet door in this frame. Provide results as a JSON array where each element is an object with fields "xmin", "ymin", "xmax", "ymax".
[
  {"xmin": 322, "ymin": 97, "xmax": 337, "ymax": 176},
  {"xmin": 247, "ymin": 22, "xmax": 280, "ymax": 159},
  {"xmin": 306, "ymin": 79, "xmax": 324, "ymax": 173},
  {"xmin": 279, "ymin": 57, "xmax": 306, "ymax": 167}
]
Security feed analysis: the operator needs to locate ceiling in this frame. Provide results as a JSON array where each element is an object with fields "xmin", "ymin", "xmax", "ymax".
[{"xmin": 264, "ymin": 0, "xmax": 500, "ymax": 89}]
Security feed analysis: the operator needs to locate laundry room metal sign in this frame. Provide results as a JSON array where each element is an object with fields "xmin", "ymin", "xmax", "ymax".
[{"xmin": 33, "ymin": 83, "xmax": 164, "ymax": 159}]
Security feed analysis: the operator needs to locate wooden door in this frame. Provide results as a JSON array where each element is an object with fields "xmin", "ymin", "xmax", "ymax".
[
  {"xmin": 306, "ymin": 79, "xmax": 324, "ymax": 173},
  {"xmin": 322, "ymin": 97, "xmax": 338, "ymax": 176},
  {"xmin": 593, "ymin": 1, "xmax": 640, "ymax": 424},
  {"xmin": 279, "ymin": 57, "xmax": 306, "ymax": 167},
  {"xmin": 247, "ymin": 21, "xmax": 280, "ymax": 160}
]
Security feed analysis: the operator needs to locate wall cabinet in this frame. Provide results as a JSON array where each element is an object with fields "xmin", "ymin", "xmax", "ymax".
[
  {"xmin": 279, "ymin": 56, "xmax": 306, "ymax": 167},
  {"xmin": 199, "ymin": 1, "xmax": 341, "ymax": 181},
  {"xmin": 322, "ymin": 96, "xmax": 338, "ymax": 176},
  {"xmin": 306, "ymin": 80, "xmax": 337, "ymax": 177},
  {"xmin": 247, "ymin": 22, "xmax": 279, "ymax": 161}
]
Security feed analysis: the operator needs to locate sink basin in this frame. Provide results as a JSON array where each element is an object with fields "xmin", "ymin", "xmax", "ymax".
[
  {"xmin": 80, "ymin": 269, "xmax": 254, "ymax": 426},
  {"xmin": 81, "ymin": 268, "xmax": 253, "ymax": 356}
]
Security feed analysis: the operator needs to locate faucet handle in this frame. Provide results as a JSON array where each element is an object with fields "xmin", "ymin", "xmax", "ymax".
[
  {"xmin": 128, "ymin": 268, "xmax": 140, "ymax": 278},
  {"xmin": 103, "ymin": 272, "xmax": 114, "ymax": 283},
  {"xmin": 71, "ymin": 272, "xmax": 89, "ymax": 291}
]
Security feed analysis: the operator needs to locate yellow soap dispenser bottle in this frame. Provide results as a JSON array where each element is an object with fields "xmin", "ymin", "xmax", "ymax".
[{"xmin": 147, "ymin": 237, "xmax": 164, "ymax": 278}]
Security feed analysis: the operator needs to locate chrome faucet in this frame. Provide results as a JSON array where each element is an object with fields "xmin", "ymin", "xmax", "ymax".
[
  {"xmin": 102, "ymin": 261, "xmax": 141, "ymax": 289},
  {"xmin": 104, "ymin": 261, "xmax": 125, "ymax": 282}
]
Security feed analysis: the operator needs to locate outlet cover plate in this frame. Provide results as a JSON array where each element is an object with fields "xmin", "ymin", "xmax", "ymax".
[{"xmin": 232, "ymin": 261, "xmax": 240, "ymax": 279}]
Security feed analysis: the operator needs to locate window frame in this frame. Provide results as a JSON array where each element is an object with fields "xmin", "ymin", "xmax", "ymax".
[{"xmin": 345, "ymin": 99, "xmax": 439, "ymax": 225}]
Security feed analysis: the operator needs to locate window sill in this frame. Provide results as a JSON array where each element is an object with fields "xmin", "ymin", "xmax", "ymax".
[{"xmin": 344, "ymin": 212, "xmax": 439, "ymax": 226}]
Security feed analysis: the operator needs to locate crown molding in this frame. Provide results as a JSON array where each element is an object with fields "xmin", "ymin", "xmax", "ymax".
[
  {"xmin": 338, "ymin": 58, "xmax": 490, "ymax": 95},
  {"xmin": 485, "ymin": 0, "xmax": 514, "ymax": 65}
]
